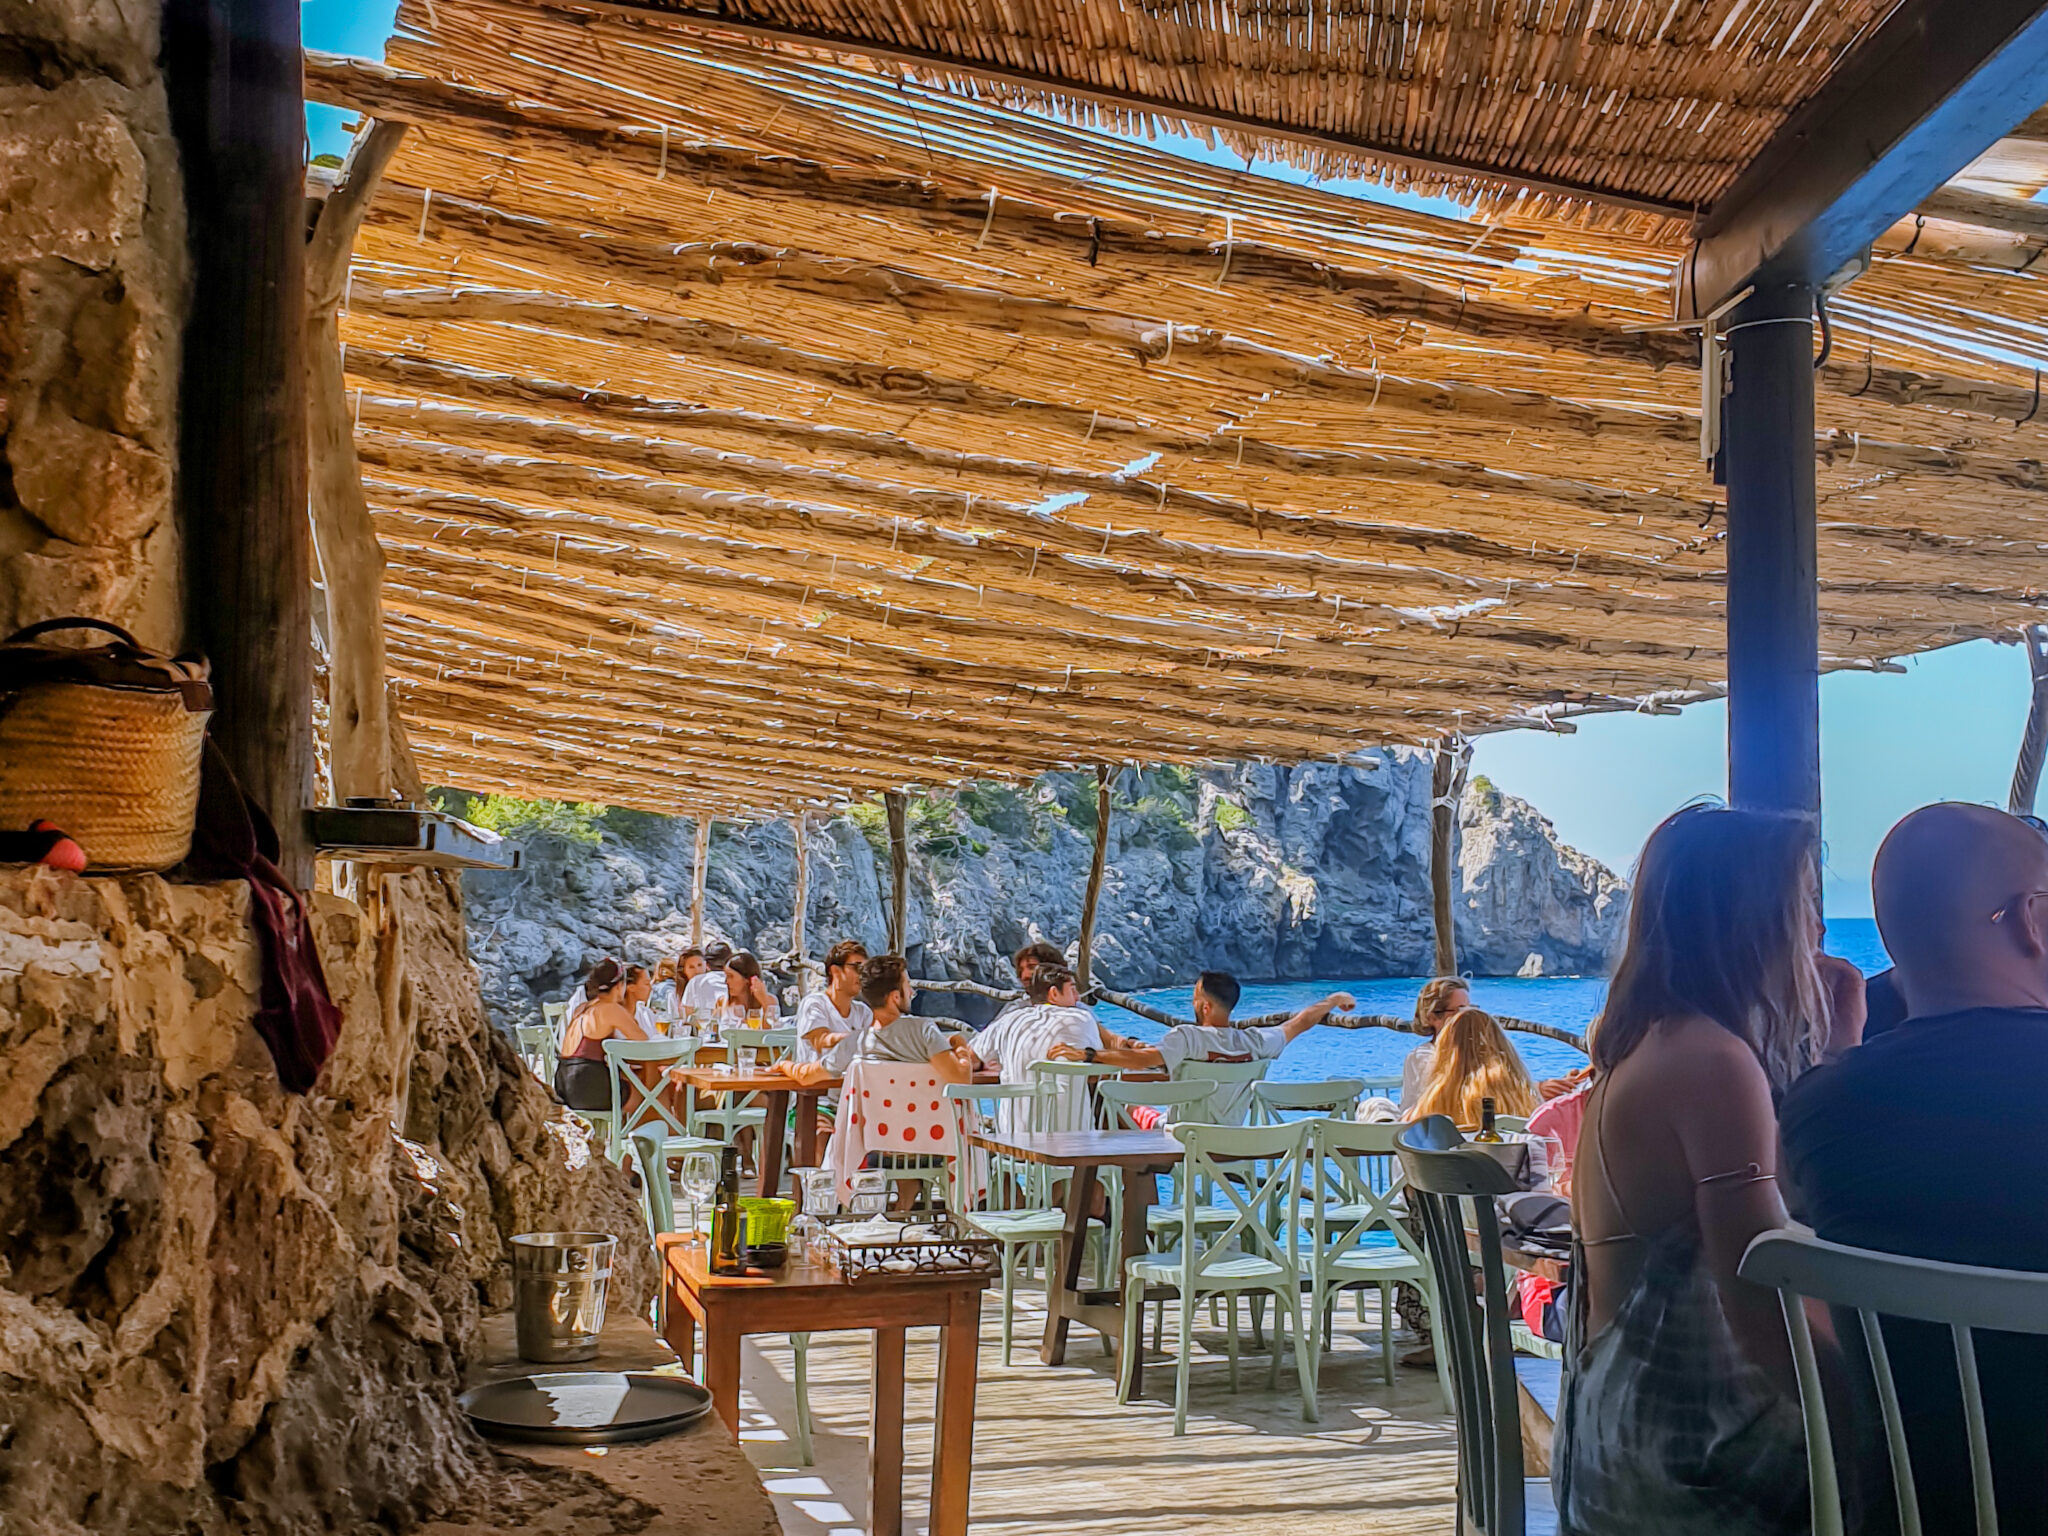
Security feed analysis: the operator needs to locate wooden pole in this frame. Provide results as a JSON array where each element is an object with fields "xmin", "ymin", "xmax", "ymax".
[
  {"xmin": 165, "ymin": 0, "xmax": 313, "ymax": 884},
  {"xmin": 689, "ymin": 815, "xmax": 710, "ymax": 946},
  {"xmin": 791, "ymin": 812, "xmax": 810, "ymax": 985},
  {"xmin": 1076, "ymin": 765, "xmax": 1113, "ymax": 990},
  {"xmin": 885, "ymin": 789, "xmax": 909, "ymax": 954},
  {"xmin": 1724, "ymin": 283, "xmax": 1821, "ymax": 821},
  {"xmin": 306, "ymin": 118, "xmax": 406, "ymax": 805},
  {"xmin": 2011, "ymin": 626, "xmax": 2048, "ymax": 816},
  {"xmin": 1429, "ymin": 741, "xmax": 1469, "ymax": 977}
]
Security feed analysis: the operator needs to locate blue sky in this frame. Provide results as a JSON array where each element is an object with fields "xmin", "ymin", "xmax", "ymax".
[{"xmin": 307, "ymin": 4, "xmax": 2041, "ymax": 914}]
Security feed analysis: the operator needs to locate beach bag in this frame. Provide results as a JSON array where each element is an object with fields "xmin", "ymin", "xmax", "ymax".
[{"xmin": 0, "ymin": 618, "xmax": 213, "ymax": 871}]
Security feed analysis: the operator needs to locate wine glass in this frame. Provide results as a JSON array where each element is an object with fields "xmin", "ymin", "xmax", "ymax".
[{"xmin": 677, "ymin": 1149, "xmax": 720, "ymax": 1240}]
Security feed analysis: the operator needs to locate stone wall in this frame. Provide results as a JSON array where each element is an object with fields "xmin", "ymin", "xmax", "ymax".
[
  {"xmin": 0, "ymin": 867, "xmax": 655, "ymax": 1535},
  {"xmin": 0, "ymin": 0, "xmax": 184, "ymax": 647}
]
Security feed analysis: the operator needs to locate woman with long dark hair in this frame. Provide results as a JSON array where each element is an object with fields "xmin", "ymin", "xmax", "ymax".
[
  {"xmin": 553, "ymin": 957, "xmax": 649, "ymax": 1110},
  {"xmin": 1553, "ymin": 803, "xmax": 1850, "ymax": 1534}
]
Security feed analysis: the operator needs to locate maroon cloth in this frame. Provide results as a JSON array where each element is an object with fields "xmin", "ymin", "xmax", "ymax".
[{"xmin": 178, "ymin": 739, "xmax": 341, "ymax": 1093}]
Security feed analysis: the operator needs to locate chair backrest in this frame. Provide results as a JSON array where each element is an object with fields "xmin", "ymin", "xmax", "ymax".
[
  {"xmin": 542, "ymin": 999, "xmax": 570, "ymax": 1046},
  {"xmin": 943, "ymin": 1082, "xmax": 1052, "ymax": 1210},
  {"xmin": 630, "ymin": 1130, "xmax": 677, "ymax": 1236},
  {"xmin": 1027, "ymin": 1059, "xmax": 1121, "ymax": 1132},
  {"xmin": 1253, "ymin": 1077, "xmax": 1369, "ymax": 1123},
  {"xmin": 1096, "ymin": 1077, "xmax": 1217, "ymax": 1129},
  {"xmin": 1396, "ymin": 1115, "xmax": 1528, "ymax": 1536},
  {"xmin": 1169, "ymin": 1057, "xmax": 1274, "ymax": 1126},
  {"xmin": 513, "ymin": 1022, "xmax": 553, "ymax": 1076},
  {"xmin": 1309, "ymin": 1117, "xmax": 1425, "ymax": 1265},
  {"xmin": 724, "ymin": 1025, "xmax": 796, "ymax": 1061},
  {"xmin": 1740, "ymin": 1225, "xmax": 2048, "ymax": 1536},
  {"xmin": 601, "ymin": 1036, "xmax": 699, "ymax": 1146},
  {"xmin": 1165, "ymin": 1121, "xmax": 1309, "ymax": 1278},
  {"xmin": 831, "ymin": 1058, "xmax": 959, "ymax": 1197}
]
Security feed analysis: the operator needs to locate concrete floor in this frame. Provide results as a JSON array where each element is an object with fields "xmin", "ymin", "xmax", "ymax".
[{"xmin": 730, "ymin": 1287, "xmax": 1461, "ymax": 1536}]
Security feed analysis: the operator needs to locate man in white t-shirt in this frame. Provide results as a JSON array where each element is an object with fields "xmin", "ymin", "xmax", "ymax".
[
  {"xmin": 794, "ymin": 940, "xmax": 873, "ymax": 1069},
  {"xmin": 973, "ymin": 966, "xmax": 1130, "ymax": 1131},
  {"xmin": 988, "ymin": 941, "xmax": 1067, "ymax": 1026},
  {"xmin": 1067, "ymin": 972, "xmax": 1355, "ymax": 1125},
  {"xmin": 680, "ymin": 942, "xmax": 730, "ymax": 1016}
]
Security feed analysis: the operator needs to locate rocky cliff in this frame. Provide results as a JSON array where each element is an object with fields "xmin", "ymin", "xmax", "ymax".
[{"xmin": 456, "ymin": 751, "xmax": 1627, "ymax": 1028}]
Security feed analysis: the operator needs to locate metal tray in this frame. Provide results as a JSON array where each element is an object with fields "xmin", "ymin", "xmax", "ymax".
[
  {"xmin": 460, "ymin": 1371, "xmax": 713, "ymax": 1445},
  {"xmin": 822, "ymin": 1213, "xmax": 1000, "ymax": 1283}
]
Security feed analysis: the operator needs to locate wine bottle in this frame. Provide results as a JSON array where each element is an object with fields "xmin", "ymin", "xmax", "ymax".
[
  {"xmin": 710, "ymin": 1146, "xmax": 744, "ymax": 1274},
  {"xmin": 1474, "ymin": 1096, "xmax": 1503, "ymax": 1143}
]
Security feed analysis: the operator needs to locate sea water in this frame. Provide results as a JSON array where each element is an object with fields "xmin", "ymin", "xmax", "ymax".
[{"xmin": 1097, "ymin": 916, "xmax": 1892, "ymax": 1086}]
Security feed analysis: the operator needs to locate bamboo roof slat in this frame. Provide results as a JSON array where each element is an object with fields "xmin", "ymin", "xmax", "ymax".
[{"xmin": 307, "ymin": 1, "xmax": 2048, "ymax": 814}]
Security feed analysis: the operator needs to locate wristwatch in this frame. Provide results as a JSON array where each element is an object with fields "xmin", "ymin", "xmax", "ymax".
[{"xmin": 1083, "ymin": 1047, "xmax": 1098, "ymax": 1063}]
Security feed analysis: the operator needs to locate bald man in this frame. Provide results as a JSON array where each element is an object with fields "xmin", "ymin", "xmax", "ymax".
[{"xmin": 1780, "ymin": 803, "xmax": 2048, "ymax": 1534}]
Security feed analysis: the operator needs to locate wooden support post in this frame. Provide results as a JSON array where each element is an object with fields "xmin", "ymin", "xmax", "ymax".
[
  {"xmin": 165, "ymin": 0, "xmax": 313, "ymax": 885},
  {"xmin": 1723, "ymin": 284, "xmax": 1822, "ymax": 821},
  {"xmin": 306, "ymin": 118, "xmax": 407, "ymax": 805},
  {"xmin": 689, "ymin": 815, "xmax": 710, "ymax": 946},
  {"xmin": 2010, "ymin": 626, "xmax": 2048, "ymax": 816},
  {"xmin": 1076, "ymin": 766, "xmax": 1112, "ymax": 990},
  {"xmin": 885, "ymin": 789, "xmax": 909, "ymax": 954},
  {"xmin": 790, "ymin": 812, "xmax": 810, "ymax": 986},
  {"xmin": 1430, "ymin": 741, "xmax": 1469, "ymax": 977}
]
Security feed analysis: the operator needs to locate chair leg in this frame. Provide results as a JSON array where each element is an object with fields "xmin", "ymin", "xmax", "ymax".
[
  {"xmin": 1356, "ymin": 1286, "xmax": 1368, "ymax": 1323},
  {"xmin": 1001, "ymin": 1246, "xmax": 1018, "ymax": 1367},
  {"xmin": 793, "ymin": 1333, "xmax": 814, "ymax": 1466},
  {"xmin": 1174, "ymin": 1289, "xmax": 1195, "ymax": 1437},
  {"xmin": 1251, "ymin": 1291, "xmax": 1267, "ymax": 1352},
  {"xmin": 1379, "ymin": 1281, "xmax": 1395, "ymax": 1388},
  {"xmin": 1117, "ymin": 1274, "xmax": 1145, "ymax": 1406},
  {"xmin": 1288, "ymin": 1296, "xmax": 1317, "ymax": 1423},
  {"xmin": 1267, "ymin": 1289, "xmax": 1285, "ymax": 1392},
  {"xmin": 1152, "ymin": 1294, "xmax": 1165, "ymax": 1353},
  {"xmin": 1226, "ymin": 1293, "xmax": 1240, "ymax": 1394}
]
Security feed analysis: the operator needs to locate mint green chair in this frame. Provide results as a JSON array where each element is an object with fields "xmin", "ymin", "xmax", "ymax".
[
  {"xmin": 1120, "ymin": 1120, "xmax": 1316, "ymax": 1434},
  {"xmin": 601, "ymin": 1037, "xmax": 714, "ymax": 1166},
  {"xmin": 633, "ymin": 1132, "xmax": 813, "ymax": 1463},
  {"xmin": 1169, "ymin": 1058, "xmax": 1271, "ymax": 1126},
  {"xmin": 689, "ymin": 1027, "xmax": 794, "ymax": 1147},
  {"xmin": 945, "ymin": 1081, "xmax": 1069, "ymax": 1365},
  {"xmin": 1305, "ymin": 1118, "xmax": 1440, "ymax": 1410},
  {"xmin": 1252, "ymin": 1077, "xmax": 1368, "ymax": 1125}
]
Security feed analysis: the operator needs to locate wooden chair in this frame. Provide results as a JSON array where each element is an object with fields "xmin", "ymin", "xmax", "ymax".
[
  {"xmin": 1396, "ymin": 1115, "xmax": 1555, "ymax": 1536},
  {"xmin": 1740, "ymin": 1224, "xmax": 2048, "ymax": 1536}
]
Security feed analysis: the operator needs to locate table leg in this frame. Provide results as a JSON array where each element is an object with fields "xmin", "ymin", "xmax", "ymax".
[
  {"xmin": 661, "ymin": 1285, "xmax": 698, "ymax": 1378},
  {"xmin": 1117, "ymin": 1169, "xmax": 1159, "ymax": 1399},
  {"xmin": 931, "ymin": 1289, "xmax": 982, "ymax": 1536},
  {"xmin": 1039, "ymin": 1162, "xmax": 1099, "ymax": 1366},
  {"xmin": 870, "ymin": 1325, "xmax": 907, "ymax": 1536},
  {"xmin": 705, "ymin": 1305, "xmax": 742, "ymax": 1435},
  {"xmin": 757, "ymin": 1088, "xmax": 791, "ymax": 1197},
  {"xmin": 793, "ymin": 1091, "xmax": 821, "ymax": 1169}
]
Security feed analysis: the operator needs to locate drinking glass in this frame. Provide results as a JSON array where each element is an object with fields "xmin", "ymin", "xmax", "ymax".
[
  {"xmin": 791, "ymin": 1168, "xmax": 839, "ymax": 1261},
  {"xmin": 848, "ymin": 1171, "xmax": 888, "ymax": 1218},
  {"xmin": 677, "ymin": 1149, "xmax": 720, "ymax": 1238}
]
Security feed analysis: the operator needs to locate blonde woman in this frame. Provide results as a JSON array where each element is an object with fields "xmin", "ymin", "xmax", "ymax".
[
  {"xmin": 1399, "ymin": 976, "xmax": 1470, "ymax": 1108},
  {"xmin": 1407, "ymin": 1007, "xmax": 1538, "ymax": 1130}
]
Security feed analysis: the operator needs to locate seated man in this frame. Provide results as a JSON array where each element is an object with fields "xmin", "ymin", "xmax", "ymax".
[
  {"xmin": 680, "ymin": 943, "xmax": 728, "ymax": 1016},
  {"xmin": 775, "ymin": 938, "xmax": 871, "ymax": 1151},
  {"xmin": 1780, "ymin": 803, "xmax": 2048, "ymax": 1535},
  {"xmin": 971, "ymin": 966, "xmax": 1130, "ymax": 1130},
  {"xmin": 1066, "ymin": 972, "xmax": 1354, "ymax": 1125},
  {"xmin": 853, "ymin": 954, "xmax": 971, "ymax": 1085},
  {"xmin": 991, "ymin": 941, "xmax": 1067, "ymax": 1024}
]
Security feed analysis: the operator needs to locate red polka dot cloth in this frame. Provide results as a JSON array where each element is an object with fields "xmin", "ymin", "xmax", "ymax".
[{"xmin": 826, "ymin": 1058, "xmax": 968, "ymax": 1201}]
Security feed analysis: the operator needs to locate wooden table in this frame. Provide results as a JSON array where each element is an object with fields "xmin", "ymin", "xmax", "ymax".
[
  {"xmin": 965, "ymin": 1127, "xmax": 1184, "ymax": 1396},
  {"xmin": 659, "ymin": 1236, "xmax": 989, "ymax": 1536},
  {"xmin": 670, "ymin": 1066, "xmax": 837, "ymax": 1196}
]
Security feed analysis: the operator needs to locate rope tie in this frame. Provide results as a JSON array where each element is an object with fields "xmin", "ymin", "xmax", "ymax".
[
  {"xmin": 1217, "ymin": 213, "xmax": 1235, "ymax": 288},
  {"xmin": 976, "ymin": 187, "xmax": 998, "ymax": 249},
  {"xmin": 417, "ymin": 187, "xmax": 434, "ymax": 242},
  {"xmin": 1084, "ymin": 409, "xmax": 1097, "ymax": 442}
]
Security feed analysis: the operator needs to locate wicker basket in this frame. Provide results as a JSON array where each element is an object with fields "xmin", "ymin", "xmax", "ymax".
[{"xmin": 0, "ymin": 619, "xmax": 212, "ymax": 872}]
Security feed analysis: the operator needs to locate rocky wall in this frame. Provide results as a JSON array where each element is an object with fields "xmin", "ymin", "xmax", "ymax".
[
  {"xmin": 0, "ymin": 867, "xmax": 655, "ymax": 1535},
  {"xmin": 0, "ymin": 0, "xmax": 184, "ymax": 648}
]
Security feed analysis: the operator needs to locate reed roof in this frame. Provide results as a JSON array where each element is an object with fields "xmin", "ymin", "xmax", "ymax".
[{"xmin": 310, "ymin": 0, "xmax": 2048, "ymax": 816}]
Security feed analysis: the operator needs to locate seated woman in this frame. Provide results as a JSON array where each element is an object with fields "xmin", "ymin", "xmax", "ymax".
[
  {"xmin": 1400, "ymin": 976, "xmax": 1470, "ymax": 1108},
  {"xmin": 554, "ymin": 957, "xmax": 649, "ymax": 1110},
  {"xmin": 722, "ymin": 951, "xmax": 780, "ymax": 1023},
  {"xmin": 1555, "ymin": 804, "xmax": 1852, "ymax": 1536},
  {"xmin": 1405, "ymin": 1005, "xmax": 1538, "ymax": 1130}
]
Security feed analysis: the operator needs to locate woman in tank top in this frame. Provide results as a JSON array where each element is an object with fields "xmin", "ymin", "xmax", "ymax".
[{"xmin": 554, "ymin": 957, "xmax": 650, "ymax": 1111}]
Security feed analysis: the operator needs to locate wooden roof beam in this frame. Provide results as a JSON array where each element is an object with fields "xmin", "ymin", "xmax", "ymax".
[{"xmin": 1682, "ymin": 0, "xmax": 2048, "ymax": 317}]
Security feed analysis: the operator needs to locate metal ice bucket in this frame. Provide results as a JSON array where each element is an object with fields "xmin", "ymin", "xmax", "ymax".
[{"xmin": 511, "ymin": 1232, "xmax": 616, "ymax": 1363}]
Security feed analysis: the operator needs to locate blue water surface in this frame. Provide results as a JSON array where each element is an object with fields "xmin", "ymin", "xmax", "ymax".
[{"xmin": 1097, "ymin": 917, "xmax": 1891, "ymax": 1087}]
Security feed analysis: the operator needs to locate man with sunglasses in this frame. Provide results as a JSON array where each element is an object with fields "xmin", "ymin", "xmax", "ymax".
[{"xmin": 1781, "ymin": 803, "xmax": 2048, "ymax": 1533}]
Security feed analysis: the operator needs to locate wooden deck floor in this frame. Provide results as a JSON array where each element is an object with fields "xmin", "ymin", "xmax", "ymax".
[{"xmin": 729, "ymin": 1289, "xmax": 1460, "ymax": 1535}]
